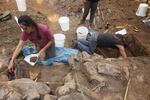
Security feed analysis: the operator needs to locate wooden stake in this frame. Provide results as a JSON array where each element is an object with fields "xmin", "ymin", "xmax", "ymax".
[{"xmin": 123, "ymin": 79, "xmax": 131, "ymax": 100}]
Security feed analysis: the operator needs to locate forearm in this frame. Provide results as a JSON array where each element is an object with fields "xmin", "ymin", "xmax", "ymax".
[
  {"xmin": 41, "ymin": 40, "xmax": 53, "ymax": 52},
  {"xmin": 116, "ymin": 45, "xmax": 127, "ymax": 59},
  {"xmin": 11, "ymin": 40, "xmax": 24, "ymax": 62},
  {"xmin": 11, "ymin": 47, "xmax": 22, "ymax": 61}
]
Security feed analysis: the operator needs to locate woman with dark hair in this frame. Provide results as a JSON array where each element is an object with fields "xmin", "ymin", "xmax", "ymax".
[{"xmin": 8, "ymin": 15, "xmax": 56, "ymax": 72}]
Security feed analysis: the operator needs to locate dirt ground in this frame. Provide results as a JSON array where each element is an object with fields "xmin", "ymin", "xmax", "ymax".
[{"xmin": 0, "ymin": 0, "xmax": 150, "ymax": 100}]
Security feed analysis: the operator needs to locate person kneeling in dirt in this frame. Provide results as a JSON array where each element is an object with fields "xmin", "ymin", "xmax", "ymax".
[
  {"xmin": 8, "ymin": 15, "xmax": 56, "ymax": 72},
  {"xmin": 77, "ymin": 32, "xmax": 128, "ymax": 59}
]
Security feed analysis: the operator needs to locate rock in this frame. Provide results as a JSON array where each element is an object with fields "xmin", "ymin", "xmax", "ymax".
[
  {"xmin": 63, "ymin": 73, "xmax": 76, "ymax": 89},
  {"xmin": 90, "ymin": 74, "xmax": 107, "ymax": 83},
  {"xmin": 0, "ymin": 86, "xmax": 9, "ymax": 99},
  {"xmin": 8, "ymin": 78, "xmax": 34, "ymax": 90},
  {"xmin": 44, "ymin": 94, "xmax": 57, "ymax": 100},
  {"xmin": 58, "ymin": 92, "xmax": 90, "ymax": 100},
  {"xmin": 56, "ymin": 86, "xmax": 70, "ymax": 96},
  {"xmin": 83, "ymin": 62, "xmax": 98, "ymax": 75},
  {"xmin": 68, "ymin": 55, "xmax": 76, "ymax": 67},
  {"xmin": 35, "ymin": 82, "xmax": 51, "ymax": 95},
  {"xmin": 92, "ymin": 81, "xmax": 107, "ymax": 92},
  {"xmin": 97, "ymin": 63, "xmax": 121, "ymax": 77},
  {"xmin": 56, "ymin": 72, "xmax": 77, "ymax": 96},
  {"xmin": 7, "ymin": 91, "xmax": 22, "ymax": 100},
  {"xmin": 81, "ymin": 51, "xmax": 91, "ymax": 60},
  {"xmin": 92, "ymin": 53, "xmax": 104, "ymax": 60},
  {"xmin": 74, "ymin": 72, "xmax": 90, "ymax": 90},
  {"xmin": 8, "ymin": 78, "xmax": 50, "ymax": 99},
  {"xmin": 24, "ymin": 89, "xmax": 40, "ymax": 100}
]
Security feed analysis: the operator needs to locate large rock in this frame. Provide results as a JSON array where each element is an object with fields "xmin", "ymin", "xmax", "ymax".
[
  {"xmin": 56, "ymin": 73, "xmax": 76, "ymax": 96},
  {"xmin": 83, "ymin": 62, "xmax": 98, "ymax": 75},
  {"xmin": 3, "ymin": 78, "xmax": 51, "ymax": 100},
  {"xmin": 97, "ymin": 63, "xmax": 121, "ymax": 77},
  {"xmin": 0, "ymin": 86, "xmax": 9, "ymax": 99},
  {"xmin": 58, "ymin": 92, "xmax": 90, "ymax": 100},
  {"xmin": 43, "ymin": 94, "xmax": 57, "ymax": 100},
  {"xmin": 7, "ymin": 91, "xmax": 22, "ymax": 100}
]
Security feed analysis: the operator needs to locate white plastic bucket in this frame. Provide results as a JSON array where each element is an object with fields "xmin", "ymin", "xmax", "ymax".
[
  {"xmin": 136, "ymin": 3, "xmax": 148, "ymax": 17},
  {"xmin": 15, "ymin": 0, "xmax": 27, "ymax": 12},
  {"xmin": 76, "ymin": 26, "xmax": 88, "ymax": 40},
  {"xmin": 58, "ymin": 16, "xmax": 69, "ymax": 31},
  {"xmin": 54, "ymin": 33, "xmax": 66, "ymax": 47}
]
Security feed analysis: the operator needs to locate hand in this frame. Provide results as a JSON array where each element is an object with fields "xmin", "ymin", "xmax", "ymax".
[
  {"xmin": 38, "ymin": 49, "xmax": 46, "ymax": 60},
  {"xmin": 8, "ymin": 60, "xmax": 15, "ymax": 73}
]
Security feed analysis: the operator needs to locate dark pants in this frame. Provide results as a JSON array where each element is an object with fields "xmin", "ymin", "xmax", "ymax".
[
  {"xmin": 77, "ymin": 39, "xmax": 91, "ymax": 54},
  {"xmin": 82, "ymin": 0, "xmax": 98, "ymax": 24},
  {"xmin": 36, "ymin": 43, "xmax": 56, "ymax": 59}
]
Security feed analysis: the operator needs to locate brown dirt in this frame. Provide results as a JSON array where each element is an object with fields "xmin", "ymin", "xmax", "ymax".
[{"xmin": 0, "ymin": 0, "xmax": 150, "ymax": 99}]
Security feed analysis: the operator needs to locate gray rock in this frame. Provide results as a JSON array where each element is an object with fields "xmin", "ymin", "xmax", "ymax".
[
  {"xmin": 97, "ymin": 63, "xmax": 121, "ymax": 77},
  {"xmin": 0, "ymin": 86, "xmax": 9, "ymax": 100},
  {"xmin": 24, "ymin": 88, "xmax": 40, "ymax": 100},
  {"xmin": 35, "ymin": 82, "xmax": 51, "ymax": 95},
  {"xmin": 58, "ymin": 92, "xmax": 90, "ymax": 100},
  {"xmin": 83, "ymin": 62, "xmax": 98, "ymax": 75},
  {"xmin": 7, "ymin": 91, "xmax": 22, "ymax": 100},
  {"xmin": 7, "ymin": 78, "xmax": 50, "ymax": 100},
  {"xmin": 44, "ymin": 94, "xmax": 57, "ymax": 100}
]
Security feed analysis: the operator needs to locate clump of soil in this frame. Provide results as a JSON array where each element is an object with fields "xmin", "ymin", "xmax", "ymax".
[{"xmin": 30, "ymin": 57, "xmax": 38, "ymax": 63}]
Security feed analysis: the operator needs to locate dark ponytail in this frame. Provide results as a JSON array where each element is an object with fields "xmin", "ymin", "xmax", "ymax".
[{"xmin": 18, "ymin": 15, "xmax": 41, "ymax": 40}]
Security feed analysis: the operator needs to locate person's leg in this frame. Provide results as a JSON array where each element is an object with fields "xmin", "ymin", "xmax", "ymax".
[
  {"xmin": 78, "ymin": 42, "xmax": 91, "ymax": 53},
  {"xmin": 77, "ymin": 40, "xmax": 91, "ymax": 54},
  {"xmin": 45, "ymin": 44, "xmax": 56, "ymax": 59},
  {"xmin": 78, "ymin": 39, "xmax": 90, "ymax": 46},
  {"xmin": 79, "ymin": 1, "xmax": 91, "ymax": 25},
  {"xmin": 89, "ymin": 2, "xmax": 98, "ymax": 26}
]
